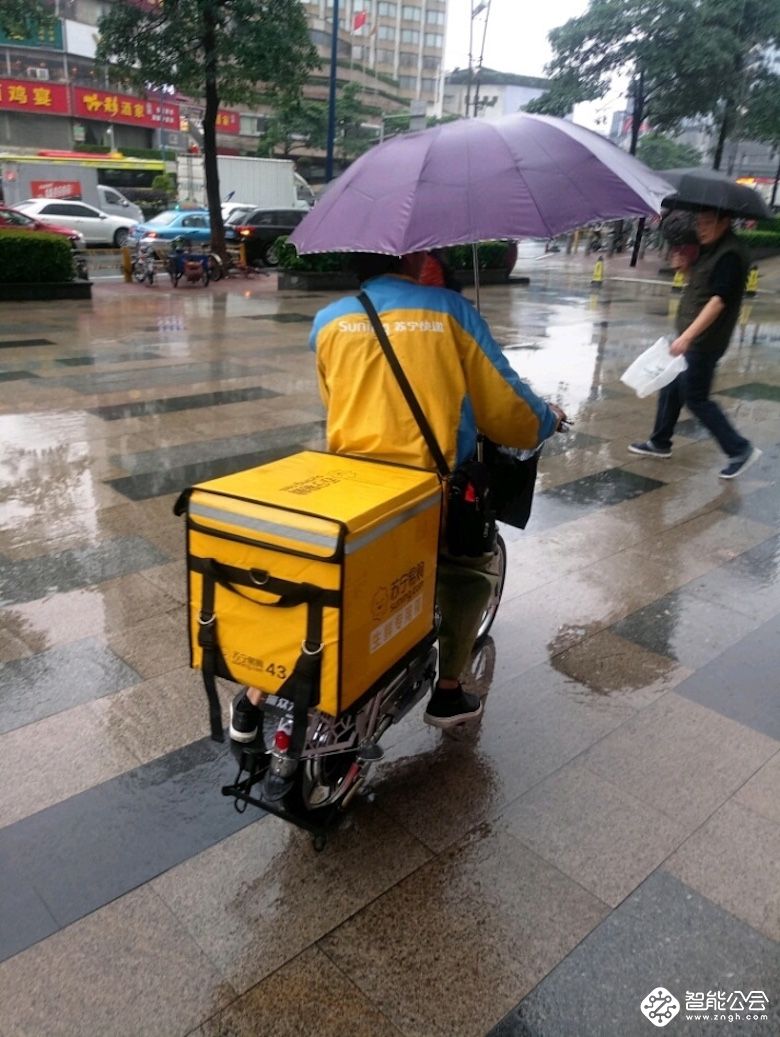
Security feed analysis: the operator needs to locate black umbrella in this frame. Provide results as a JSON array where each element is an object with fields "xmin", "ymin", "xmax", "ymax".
[{"xmin": 660, "ymin": 167, "xmax": 772, "ymax": 220}]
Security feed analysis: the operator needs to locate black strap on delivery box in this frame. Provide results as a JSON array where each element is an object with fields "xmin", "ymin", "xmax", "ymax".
[{"xmin": 192, "ymin": 556, "xmax": 340, "ymax": 746}]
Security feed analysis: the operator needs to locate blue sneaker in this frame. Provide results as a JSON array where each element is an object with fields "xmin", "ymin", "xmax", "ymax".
[
  {"xmin": 628, "ymin": 440, "xmax": 672, "ymax": 458},
  {"xmin": 719, "ymin": 446, "xmax": 762, "ymax": 480}
]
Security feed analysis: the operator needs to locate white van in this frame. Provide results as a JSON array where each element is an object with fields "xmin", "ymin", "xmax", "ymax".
[{"xmin": 97, "ymin": 185, "xmax": 144, "ymax": 224}]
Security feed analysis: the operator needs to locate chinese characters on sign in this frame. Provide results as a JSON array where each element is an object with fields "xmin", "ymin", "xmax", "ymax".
[
  {"xmin": 0, "ymin": 78, "xmax": 239, "ymax": 133},
  {"xmin": 72, "ymin": 87, "xmax": 180, "ymax": 129},
  {"xmin": 30, "ymin": 180, "xmax": 83, "ymax": 200},
  {"xmin": 0, "ymin": 79, "xmax": 70, "ymax": 115}
]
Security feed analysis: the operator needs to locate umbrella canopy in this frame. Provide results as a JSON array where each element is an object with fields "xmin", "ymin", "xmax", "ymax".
[
  {"xmin": 660, "ymin": 167, "xmax": 772, "ymax": 220},
  {"xmin": 289, "ymin": 113, "xmax": 674, "ymax": 255}
]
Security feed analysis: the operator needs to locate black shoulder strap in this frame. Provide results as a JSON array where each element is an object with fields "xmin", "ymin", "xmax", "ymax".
[{"xmin": 358, "ymin": 290, "xmax": 450, "ymax": 478}]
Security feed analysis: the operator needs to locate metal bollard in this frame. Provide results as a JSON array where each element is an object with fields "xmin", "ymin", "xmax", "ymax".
[{"xmin": 121, "ymin": 245, "xmax": 132, "ymax": 283}]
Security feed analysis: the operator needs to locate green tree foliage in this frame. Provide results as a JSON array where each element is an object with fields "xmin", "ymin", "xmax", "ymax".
[
  {"xmin": 96, "ymin": 0, "xmax": 318, "ymax": 255},
  {"xmin": 0, "ymin": 0, "xmax": 54, "ymax": 37},
  {"xmin": 741, "ymin": 73, "xmax": 780, "ymax": 205},
  {"xmin": 636, "ymin": 132, "xmax": 702, "ymax": 169},
  {"xmin": 260, "ymin": 83, "xmax": 379, "ymax": 162},
  {"xmin": 528, "ymin": 0, "xmax": 780, "ymax": 165},
  {"xmin": 258, "ymin": 92, "xmax": 326, "ymax": 158}
]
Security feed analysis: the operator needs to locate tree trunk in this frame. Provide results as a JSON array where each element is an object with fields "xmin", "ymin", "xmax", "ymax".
[
  {"xmin": 629, "ymin": 70, "xmax": 644, "ymax": 156},
  {"xmin": 202, "ymin": 2, "xmax": 225, "ymax": 258},
  {"xmin": 771, "ymin": 150, "xmax": 780, "ymax": 208}
]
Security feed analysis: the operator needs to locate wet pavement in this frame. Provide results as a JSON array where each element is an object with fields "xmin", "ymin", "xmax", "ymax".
[{"xmin": 1, "ymin": 244, "xmax": 779, "ymax": 1036}]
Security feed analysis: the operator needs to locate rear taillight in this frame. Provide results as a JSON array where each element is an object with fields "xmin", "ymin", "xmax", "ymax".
[
  {"xmin": 274, "ymin": 727, "xmax": 291, "ymax": 752},
  {"xmin": 239, "ymin": 228, "xmax": 251, "ymax": 237}
]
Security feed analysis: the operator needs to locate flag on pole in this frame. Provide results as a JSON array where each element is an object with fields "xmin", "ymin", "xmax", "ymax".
[{"xmin": 353, "ymin": 11, "xmax": 367, "ymax": 31}]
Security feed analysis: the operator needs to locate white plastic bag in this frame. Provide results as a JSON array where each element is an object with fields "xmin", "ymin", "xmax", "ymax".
[{"xmin": 620, "ymin": 336, "xmax": 686, "ymax": 398}]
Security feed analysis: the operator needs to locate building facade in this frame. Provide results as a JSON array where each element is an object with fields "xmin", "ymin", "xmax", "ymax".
[
  {"xmin": 441, "ymin": 67, "xmax": 553, "ymax": 121},
  {"xmin": 0, "ymin": 0, "xmax": 447, "ymax": 173}
]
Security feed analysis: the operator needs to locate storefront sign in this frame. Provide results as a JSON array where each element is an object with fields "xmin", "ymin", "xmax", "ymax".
[
  {"xmin": 215, "ymin": 109, "xmax": 240, "ymax": 134},
  {"xmin": 72, "ymin": 87, "xmax": 179, "ymax": 129},
  {"xmin": 0, "ymin": 78, "xmax": 70, "ymax": 115},
  {"xmin": 0, "ymin": 20, "xmax": 64, "ymax": 49},
  {"xmin": 30, "ymin": 179, "xmax": 83, "ymax": 199}
]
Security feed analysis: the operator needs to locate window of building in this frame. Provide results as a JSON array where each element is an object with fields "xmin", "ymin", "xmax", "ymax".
[
  {"xmin": 401, "ymin": 5, "xmax": 421, "ymax": 20},
  {"xmin": 421, "ymin": 77, "xmax": 437, "ymax": 94},
  {"xmin": 377, "ymin": 1, "xmax": 396, "ymax": 13},
  {"xmin": 426, "ymin": 9, "xmax": 445, "ymax": 24},
  {"xmin": 398, "ymin": 51, "xmax": 417, "ymax": 67},
  {"xmin": 377, "ymin": 24, "xmax": 396, "ymax": 39},
  {"xmin": 352, "ymin": 0, "xmax": 368, "ymax": 9},
  {"xmin": 424, "ymin": 32, "xmax": 443, "ymax": 47},
  {"xmin": 352, "ymin": 44, "xmax": 365, "ymax": 60},
  {"xmin": 400, "ymin": 28, "xmax": 420, "ymax": 43},
  {"xmin": 422, "ymin": 54, "xmax": 440, "ymax": 70},
  {"xmin": 376, "ymin": 48, "xmax": 395, "ymax": 63},
  {"xmin": 399, "ymin": 75, "xmax": 417, "ymax": 89}
]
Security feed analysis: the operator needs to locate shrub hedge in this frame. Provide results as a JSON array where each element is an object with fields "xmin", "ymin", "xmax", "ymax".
[
  {"xmin": 277, "ymin": 237, "xmax": 516, "ymax": 272},
  {"xmin": 0, "ymin": 230, "xmax": 73, "ymax": 283},
  {"xmin": 736, "ymin": 229, "xmax": 780, "ymax": 249}
]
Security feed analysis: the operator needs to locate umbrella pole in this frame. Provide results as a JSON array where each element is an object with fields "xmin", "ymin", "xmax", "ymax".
[
  {"xmin": 471, "ymin": 242, "xmax": 481, "ymax": 311},
  {"xmin": 630, "ymin": 217, "xmax": 645, "ymax": 268}
]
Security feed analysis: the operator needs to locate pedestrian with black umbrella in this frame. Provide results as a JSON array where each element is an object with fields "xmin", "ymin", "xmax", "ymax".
[{"xmin": 629, "ymin": 172, "xmax": 769, "ymax": 479}]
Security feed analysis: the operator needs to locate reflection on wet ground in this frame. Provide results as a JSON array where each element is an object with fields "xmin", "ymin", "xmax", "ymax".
[{"xmin": 1, "ymin": 251, "xmax": 779, "ymax": 1036}]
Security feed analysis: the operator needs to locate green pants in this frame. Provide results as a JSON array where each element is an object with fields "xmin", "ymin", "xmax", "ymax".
[{"xmin": 436, "ymin": 551, "xmax": 498, "ymax": 680}]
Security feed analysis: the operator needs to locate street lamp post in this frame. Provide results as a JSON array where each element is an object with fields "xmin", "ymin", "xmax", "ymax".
[{"xmin": 325, "ymin": 0, "xmax": 340, "ymax": 181}]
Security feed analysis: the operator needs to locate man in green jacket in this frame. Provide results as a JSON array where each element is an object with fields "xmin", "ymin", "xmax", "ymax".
[{"xmin": 629, "ymin": 208, "xmax": 761, "ymax": 479}]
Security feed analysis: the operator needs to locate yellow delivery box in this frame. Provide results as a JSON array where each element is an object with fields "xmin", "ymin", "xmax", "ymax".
[{"xmin": 180, "ymin": 451, "xmax": 442, "ymax": 721}]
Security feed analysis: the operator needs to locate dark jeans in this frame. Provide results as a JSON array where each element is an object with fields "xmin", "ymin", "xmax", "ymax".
[{"xmin": 650, "ymin": 349, "xmax": 749, "ymax": 458}]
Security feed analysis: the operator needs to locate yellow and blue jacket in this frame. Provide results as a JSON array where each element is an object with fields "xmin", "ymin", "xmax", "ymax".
[{"xmin": 310, "ymin": 274, "xmax": 556, "ymax": 470}]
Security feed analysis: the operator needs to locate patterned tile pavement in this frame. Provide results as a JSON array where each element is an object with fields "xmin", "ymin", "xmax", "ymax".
[{"xmin": 0, "ymin": 247, "xmax": 779, "ymax": 1036}]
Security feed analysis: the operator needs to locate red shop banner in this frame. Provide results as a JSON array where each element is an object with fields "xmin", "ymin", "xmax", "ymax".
[
  {"xmin": 0, "ymin": 78, "xmax": 70, "ymax": 116},
  {"xmin": 72, "ymin": 87, "xmax": 179, "ymax": 129},
  {"xmin": 215, "ymin": 109, "xmax": 240, "ymax": 134}
]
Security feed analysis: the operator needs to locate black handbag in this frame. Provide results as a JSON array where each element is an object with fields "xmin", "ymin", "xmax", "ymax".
[
  {"xmin": 481, "ymin": 438, "xmax": 541, "ymax": 530},
  {"xmin": 358, "ymin": 291, "xmax": 495, "ymax": 557}
]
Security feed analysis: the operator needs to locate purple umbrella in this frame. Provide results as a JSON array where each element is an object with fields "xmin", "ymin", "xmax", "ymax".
[{"xmin": 289, "ymin": 113, "xmax": 674, "ymax": 255}]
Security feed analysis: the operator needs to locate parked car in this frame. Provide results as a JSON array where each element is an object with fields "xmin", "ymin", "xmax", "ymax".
[
  {"xmin": 221, "ymin": 202, "xmax": 254, "ymax": 224},
  {"xmin": 225, "ymin": 206, "xmax": 306, "ymax": 265},
  {"xmin": 97, "ymin": 185, "xmax": 144, "ymax": 225},
  {"xmin": 130, "ymin": 209, "xmax": 212, "ymax": 246},
  {"xmin": 15, "ymin": 199, "xmax": 137, "ymax": 247},
  {"xmin": 0, "ymin": 205, "xmax": 86, "ymax": 248}
]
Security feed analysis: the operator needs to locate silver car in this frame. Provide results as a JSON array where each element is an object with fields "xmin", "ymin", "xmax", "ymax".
[{"xmin": 16, "ymin": 199, "xmax": 138, "ymax": 247}]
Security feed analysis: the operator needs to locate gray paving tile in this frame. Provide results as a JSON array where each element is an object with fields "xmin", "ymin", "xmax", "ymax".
[
  {"xmin": 0, "ymin": 738, "xmax": 260, "ymax": 961},
  {"xmin": 90, "ymin": 384, "xmax": 281, "ymax": 421},
  {"xmin": 55, "ymin": 360, "xmax": 255, "ymax": 394},
  {"xmin": 0, "ymin": 637, "xmax": 141, "ymax": 735},
  {"xmin": 720, "ymin": 484, "xmax": 780, "ymax": 526},
  {"xmin": 0, "ymin": 338, "xmax": 54, "ymax": 348},
  {"xmin": 531, "ymin": 467, "xmax": 666, "ymax": 529},
  {"xmin": 243, "ymin": 312, "xmax": 312, "ymax": 322},
  {"xmin": 111, "ymin": 421, "xmax": 325, "ymax": 474},
  {"xmin": 0, "ymin": 535, "xmax": 170, "ymax": 606},
  {"xmin": 490, "ymin": 871, "xmax": 780, "ymax": 1037},
  {"xmin": 56, "ymin": 350, "xmax": 164, "ymax": 366},
  {"xmin": 666, "ymin": 799, "xmax": 780, "ymax": 941},
  {"xmin": 613, "ymin": 589, "xmax": 759, "ymax": 668},
  {"xmin": 684, "ymin": 534, "xmax": 780, "ymax": 620},
  {"xmin": 718, "ymin": 382, "xmax": 780, "ymax": 402},
  {"xmin": 674, "ymin": 612, "xmax": 780, "ymax": 739},
  {"xmin": 0, "ymin": 855, "xmax": 60, "ymax": 961},
  {"xmin": 107, "ymin": 443, "xmax": 308, "ymax": 500},
  {"xmin": 0, "ymin": 370, "xmax": 39, "ymax": 382}
]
